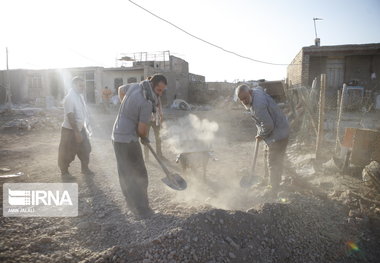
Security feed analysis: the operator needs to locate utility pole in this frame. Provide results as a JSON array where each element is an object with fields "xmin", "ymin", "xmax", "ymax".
[
  {"xmin": 313, "ymin": 17, "xmax": 323, "ymax": 38},
  {"xmin": 313, "ymin": 17, "xmax": 323, "ymax": 46},
  {"xmin": 5, "ymin": 47, "xmax": 12, "ymax": 108},
  {"xmin": 6, "ymin": 47, "xmax": 9, "ymax": 69}
]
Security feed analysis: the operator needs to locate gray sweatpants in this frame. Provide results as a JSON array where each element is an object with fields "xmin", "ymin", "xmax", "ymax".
[
  {"xmin": 113, "ymin": 140, "xmax": 150, "ymax": 212},
  {"xmin": 266, "ymin": 137, "xmax": 288, "ymax": 190}
]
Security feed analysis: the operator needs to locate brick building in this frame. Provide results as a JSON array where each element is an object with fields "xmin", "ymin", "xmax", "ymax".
[{"xmin": 287, "ymin": 43, "xmax": 380, "ymax": 99}]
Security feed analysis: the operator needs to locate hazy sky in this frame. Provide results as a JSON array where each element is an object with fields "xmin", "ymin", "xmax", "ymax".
[{"xmin": 1, "ymin": 0, "xmax": 379, "ymax": 81}]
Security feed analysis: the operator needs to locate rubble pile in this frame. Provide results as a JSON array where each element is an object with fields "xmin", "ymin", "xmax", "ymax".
[
  {"xmin": 78, "ymin": 196, "xmax": 373, "ymax": 263},
  {"xmin": 0, "ymin": 107, "xmax": 63, "ymax": 132},
  {"xmin": 323, "ymin": 161, "xmax": 380, "ymax": 219},
  {"xmin": 1, "ymin": 118, "xmax": 33, "ymax": 130},
  {"xmin": 362, "ymin": 161, "xmax": 380, "ymax": 190}
]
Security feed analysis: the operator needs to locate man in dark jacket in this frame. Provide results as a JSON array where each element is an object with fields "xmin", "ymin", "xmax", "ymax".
[{"xmin": 236, "ymin": 84, "xmax": 289, "ymax": 192}]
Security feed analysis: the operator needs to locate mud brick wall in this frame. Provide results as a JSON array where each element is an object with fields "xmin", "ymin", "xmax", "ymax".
[{"xmin": 287, "ymin": 49, "xmax": 304, "ymax": 88}]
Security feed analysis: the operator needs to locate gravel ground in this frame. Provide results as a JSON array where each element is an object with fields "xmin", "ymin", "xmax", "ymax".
[{"xmin": 0, "ymin": 107, "xmax": 379, "ymax": 263}]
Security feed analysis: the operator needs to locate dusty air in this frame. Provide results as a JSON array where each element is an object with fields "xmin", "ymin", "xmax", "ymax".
[{"xmin": 1, "ymin": 0, "xmax": 380, "ymax": 262}]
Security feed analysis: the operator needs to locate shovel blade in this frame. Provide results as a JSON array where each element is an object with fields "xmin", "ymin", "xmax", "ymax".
[
  {"xmin": 240, "ymin": 174, "xmax": 261, "ymax": 188},
  {"xmin": 161, "ymin": 173, "xmax": 187, "ymax": 191}
]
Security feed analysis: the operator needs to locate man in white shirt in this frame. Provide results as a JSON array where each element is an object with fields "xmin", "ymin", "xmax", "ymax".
[
  {"xmin": 143, "ymin": 96, "xmax": 164, "ymax": 161},
  {"xmin": 58, "ymin": 77, "xmax": 93, "ymax": 181}
]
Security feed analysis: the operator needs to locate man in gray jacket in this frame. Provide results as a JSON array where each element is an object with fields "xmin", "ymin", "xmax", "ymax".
[
  {"xmin": 236, "ymin": 84, "xmax": 289, "ymax": 192},
  {"xmin": 112, "ymin": 74, "xmax": 167, "ymax": 219}
]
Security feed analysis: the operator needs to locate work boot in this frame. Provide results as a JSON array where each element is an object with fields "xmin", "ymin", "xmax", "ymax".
[
  {"xmin": 61, "ymin": 171, "xmax": 76, "ymax": 182},
  {"xmin": 127, "ymin": 206, "xmax": 139, "ymax": 216},
  {"xmin": 136, "ymin": 207, "xmax": 155, "ymax": 220},
  {"xmin": 128, "ymin": 205, "xmax": 155, "ymax": 220}
]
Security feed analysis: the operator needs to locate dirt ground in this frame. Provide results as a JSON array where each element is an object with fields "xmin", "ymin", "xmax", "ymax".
[{"xmin": 0, "ymin": 106, "xmax": 379, "ymax": 263}]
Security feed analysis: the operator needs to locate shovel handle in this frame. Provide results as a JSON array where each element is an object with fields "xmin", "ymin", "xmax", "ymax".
[
  {"xmin": 145, "ymin": 142, "xmax": 171, "ymax": 176},
  {"xmin": 251, "ymin": 138, "xmax": 260, "ymax": 174}
]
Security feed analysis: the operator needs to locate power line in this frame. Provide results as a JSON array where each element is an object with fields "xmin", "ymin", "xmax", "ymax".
[
  {"xmin": 128, "ymin": 0, "xmax": 289, "ymax": 66},
  {"xmin": 68, "ymin": 48, "xmax": 105, "ymax": 66}
]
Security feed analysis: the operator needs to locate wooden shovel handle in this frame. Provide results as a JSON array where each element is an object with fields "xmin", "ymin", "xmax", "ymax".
[
  {"xmin": 251, "ymin": 138, "xmax": 260, "ymax": 174},
  {"xmin": 145, "ymin": 142, "xmax": 171, "ymax": 176}
]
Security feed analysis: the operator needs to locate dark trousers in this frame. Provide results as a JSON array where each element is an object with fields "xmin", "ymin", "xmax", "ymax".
[
  {"xmin": 113, "ymin": 141, "xmax": 150, "ymax": 212},
  {"xmin": 144, "ymin": 122, "xmax": 162, "ymax": 158},
  {"xmin": 58, "ymin": 127, "xmax": 91, "ymax": 173},
  {"xmin": 266, "ymin": 137, "xmax": 288, "ymax": 190}
]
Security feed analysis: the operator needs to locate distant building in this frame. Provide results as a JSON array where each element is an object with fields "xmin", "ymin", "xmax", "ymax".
[
  {"xmin": 258, "ymin": 80, "xmax": 286, "ymax": 103},
  {"xmin": 0, "ymin": 55, "xmax": 203, "ymax": 106},
  {"xmin": 188, "ymin": 81, "xmax": 235, "ymax": 104},
  {"xmin": 237, "ymin": 80, "xmax": 286, "ymax": 103},
  {"xmin": 287, "ymin": 43, "xmax": 380, "ymax": 99}
]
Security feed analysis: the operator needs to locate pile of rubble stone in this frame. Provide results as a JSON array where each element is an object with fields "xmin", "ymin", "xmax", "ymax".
[
  {"xmin": 0, "ymin": 107, "xmax": 63, "ymax": 132},
  {"xmin": 77, "ymin": 195, "xmax": 378, "ymax": 263}
]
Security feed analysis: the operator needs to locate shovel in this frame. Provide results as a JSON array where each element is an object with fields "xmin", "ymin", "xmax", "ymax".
[
  {"xmin": 145, "ymin": 142, "xmax": 187, "ymax": 191},
  {"xmin": 240, "ymin": 138, "xmax": 261, "ymax": 188}
]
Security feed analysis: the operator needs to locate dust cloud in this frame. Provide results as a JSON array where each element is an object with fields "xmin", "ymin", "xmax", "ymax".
[
  {"xmin": 161, "ymin": 113, "xmax": 268, "ymax": 210},
  {"xmin": 161, "ymin": 114, "xmax": 219, "ymax": 153}
]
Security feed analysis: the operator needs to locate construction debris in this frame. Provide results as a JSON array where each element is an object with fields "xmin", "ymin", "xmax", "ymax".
[
  {"xmin": 0, "ymin": 172, "xmax": 25, "ymax": 179},
  {"xmin": 0, "ymin": 107, "xmax": 63, "ymax": 132},
  {"xmin": 170, "ymin": 99, "xmax": 213, "ymax": 111},
  {"xmin": 362, "ymin": 161, "xmax": 380, "ymax": 191},
  {"xmin": 170, "ymin": 99, "xmax": 191, "ymax": 111},
  {"xmin": 79, "ymin": 196, "xmax": 376, "ymax": 263}
]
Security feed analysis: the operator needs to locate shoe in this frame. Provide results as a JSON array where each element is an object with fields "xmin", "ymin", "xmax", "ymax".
[
  {"xmin": 61, "ymin": 172, "xmax": 76, "ymax": 181},
  {"xmin": 81, "ymin": 168, "xmax": 95, "ymax": 176},
  {"xmin": 135, "ymin": 207, "xmax": 155, "ymax": 220},
  {"xmin": 127, "ymin": 206, "xmax": 139, "ymax": 216}
]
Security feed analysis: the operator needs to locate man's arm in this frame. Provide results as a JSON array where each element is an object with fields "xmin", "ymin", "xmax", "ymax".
[
  {"xmin": 67, "ymin": 112, "xmax": 83, "ymax": 143},
  {"xmin": 64, "ymin": 96, "xmax": 83, "ymax": 143},
  {"xmin": 137, "ymin": 122, "xmax": 149, "ymax": 138},
  {"xmin": 158, "ymin": 98, "xmax": 163, "ymax": 123},
  {"xmin": 253, "ymin": 94, "xmax": 274, "ymax": 138},
  {"xmin": 255, "ymin": 107, "xmax": 274, "ymax": 139},
  {"xmin": 137, "ymin": 101, "xmax": 153, "ymax": 139}
]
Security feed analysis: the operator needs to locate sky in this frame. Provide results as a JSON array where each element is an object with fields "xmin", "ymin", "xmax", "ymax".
[{"xmin": 0, "ymin": 0, "xmax": 379, "ymax": 82}]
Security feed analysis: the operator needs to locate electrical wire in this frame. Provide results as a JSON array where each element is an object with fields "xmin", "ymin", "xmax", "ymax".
[{"xmin": 128, "ymin": 0, "xmax": 290, "ymax": 66}]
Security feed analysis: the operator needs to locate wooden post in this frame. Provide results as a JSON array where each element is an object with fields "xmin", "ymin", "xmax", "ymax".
[
  {"xmin": 299, "ymin": 90, "xmax": 318, "ymax": 136},
  {"xmin": 287, "ymin": 81, "xmax": 297, "ymax": 120},
  {"xmin": 335, "ymin": 84, "xmax": 347, "ymax": 154},
  {"xmin": 315, "ymin": 74, "xmax": 326, "ymax": 159}
]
